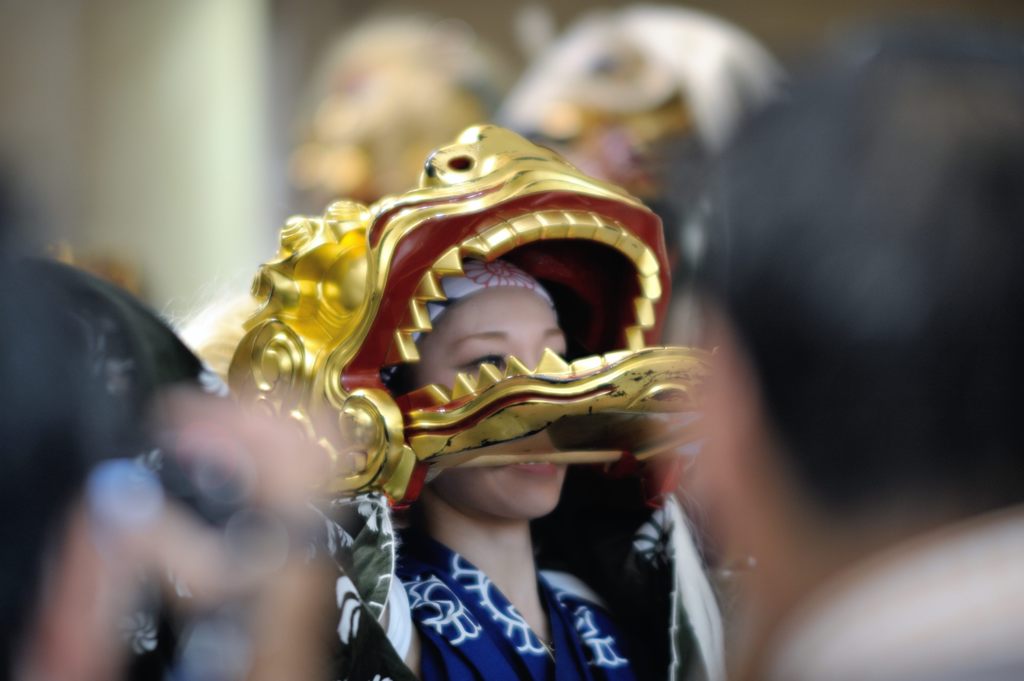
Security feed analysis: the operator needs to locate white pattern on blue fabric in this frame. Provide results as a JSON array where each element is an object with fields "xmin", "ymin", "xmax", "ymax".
[
  {"xmin": 407, "ymin": 575, "xmax": 483, "ymax": 645},
  {"xmin": 573, "ymin": 604, "xmax": 629, "ymax": 668},
  {"xmin": 450, "ymin": 554, "xmax": 549, "ymax": 656},
  {"xmin": 553, "ymin": 589, "xmax": 629, "ymax": 669}
]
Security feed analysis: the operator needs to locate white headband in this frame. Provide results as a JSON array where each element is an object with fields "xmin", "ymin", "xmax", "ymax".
[{"xmin": 426, "ymin": 259, "xmax": 554, "ymax": 324}]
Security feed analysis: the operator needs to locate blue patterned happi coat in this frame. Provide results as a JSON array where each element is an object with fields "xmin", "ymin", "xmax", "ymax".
[{"xmin": 397, "ymin": 532, "xmax": 637, "ymax": 681}]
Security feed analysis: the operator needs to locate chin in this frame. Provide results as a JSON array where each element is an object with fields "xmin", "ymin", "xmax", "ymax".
[
  {"xmin": 432, "ymin": 464, "xmax": 568, "ymax": 521},
  {"xmin": 494, "ymin": 463, "xmax": 568, "ymax": 518}
]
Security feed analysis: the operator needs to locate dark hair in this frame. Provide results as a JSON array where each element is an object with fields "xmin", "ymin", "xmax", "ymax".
[
  {"xmin": 0, "ymin": 267, "xmax": 92, "ymax": 674},
  {"xmin": 704, "ymin": 25, "xmax": 1024, "ymax": 518},
  {"xmin": 0, "ymin": 254, "xmax": 205, "ymax": 673}
]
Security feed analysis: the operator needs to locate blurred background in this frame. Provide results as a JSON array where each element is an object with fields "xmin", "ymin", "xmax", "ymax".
[{"xmin": 2, "ymin": 0, "xmax": 1022, "ymax": 317}]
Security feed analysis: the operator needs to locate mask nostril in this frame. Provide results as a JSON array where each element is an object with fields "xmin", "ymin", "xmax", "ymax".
[
  {"xmin": 447, "ymin": 155, "xmax": 474, "ymax": 172},
  {"xmin": 424, "ymin": 153, "xmax": 438, "ymax": 178}
]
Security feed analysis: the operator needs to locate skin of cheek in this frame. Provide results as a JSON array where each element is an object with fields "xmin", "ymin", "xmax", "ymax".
[{"xmin": 429, "ymin": 463, "xmax": 569, "ymax": 522}]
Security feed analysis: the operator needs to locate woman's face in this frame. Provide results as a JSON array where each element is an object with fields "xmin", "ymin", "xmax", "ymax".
[{"xmin": 413, "ymin": 286, "xmax": 569, "ymax": 521}]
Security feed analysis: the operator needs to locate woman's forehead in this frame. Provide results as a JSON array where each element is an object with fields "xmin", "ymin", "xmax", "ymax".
[{"xmin": 435, "ymin": 287, "xmax": 560, "ymax": 338}]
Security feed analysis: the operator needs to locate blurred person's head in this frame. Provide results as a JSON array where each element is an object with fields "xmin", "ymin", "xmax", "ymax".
[
  {"xmin": 698, "ymin": 22, "xmax": 1024, "ymax": 639},
  {"xmin": 0, "ymin": 205, "xmax": 96, "ymax": 678},
  {"xmin": 0, "ymin": 256, "xmax": 208, "ymax": 679},
  {"xmin": 501, "ymin": 4, "xmax": 781, "ymax": 293},
  {"xmin": 290, "ymin": 15, "xmax": 508, "ymax": 207},
  {"xmin": 501, "ymin": 5, "xmax": 780, "ymax": 176}
]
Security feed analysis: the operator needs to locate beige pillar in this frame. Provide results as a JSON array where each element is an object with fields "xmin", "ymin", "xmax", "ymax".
[{"xmin": 79, "ymin": 0, "xmax": 272, "ymax": 316}]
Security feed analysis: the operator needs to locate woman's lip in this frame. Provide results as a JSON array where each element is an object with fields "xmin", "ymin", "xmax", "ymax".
[{"xmin": 505, "ymin": 462, "xmax": 560, "ymax": 477}]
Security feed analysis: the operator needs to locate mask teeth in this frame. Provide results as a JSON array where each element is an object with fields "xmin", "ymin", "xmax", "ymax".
[
  {"xmin": 634, "ymin": 297, "xmax": 655, "ymax": 329},
  {"xmin": 420, "ymin": 347, "xmax": 648, "ymax": 407},
  {"xmin": 395, "ymin": 253, "xmax": 459, "ymax": 366},
  {"xmin": 401, "ymin": 299, "xmax": 432, "ymax": 334},
  {"xmin": 624, "ymin": 326, "xmax": 646, "ymax": 351},
  {"xmin": 386, "ymin": 329, "xmax": 420, "ymax": 364},
  {"xmin": 452, "ymin": 371, "xmax": 477, "ymax": 399},
  {"xmin": 397, "ymin": 210, "xmax": 664, "ymax": 368},
  {"xmin": 626, "ymin": 289, "xmax": 657, "ymax": 351},
  {"xmin": 534, "ymin": 348, "xmax": 571, "ymax": 375},
  {"xmin": 476, "ymin": 363, "xmax": 502, "ymax": 390},
  {"xmin": 638, "ymin": 273, "xmax": 661, "ymax": 300},
  {"xmin": 635, "ymin": 249, "xmax": 660, "ymax": 278},
  {"xmin": 414, "ymin": 270, "xmax": 446, "ymax": 302},
  {"xmin": 569, "ymin": 354, "xmax": 607, "ymax": 375},
  {"xmin": 603, "ymin": 350, "xmax": 632, "ymax": 365},
  {"xmin": 431, "ymin": 246, "xmax": 464, "ymax": 277},
  {"xmin": 406, "ymin": 383, "xmax": 453, "ymax": 406},
  {"xmin": 459, "ymin": 235, "xmax": 490, "ymax": 259},
  {"xmin": 504, "ymin": 355, "xmax": 532, "ymax": 378}
]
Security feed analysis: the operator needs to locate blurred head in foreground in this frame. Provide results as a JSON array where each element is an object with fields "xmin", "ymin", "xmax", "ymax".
[
  {"xmin": 700, "ymin": 25, "xmax": 1024, "ymax": 680},
  {"xmin": 0, "ymin": 254, "xmax": 208, "ymax": 679},
  {"xmin": 0, "ymin": 208, "xmax": 91, "ymax": 678}
]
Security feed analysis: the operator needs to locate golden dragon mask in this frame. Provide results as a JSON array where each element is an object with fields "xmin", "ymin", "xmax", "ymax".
[{"xmin": 229, "ymin": 125, "xmax": 708, "ymax": 503}]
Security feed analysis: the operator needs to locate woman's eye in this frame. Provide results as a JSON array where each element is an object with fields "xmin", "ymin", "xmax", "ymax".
[{"xmin": 462, "ymin": 354, "xmax": 506, "ymax": 372}]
